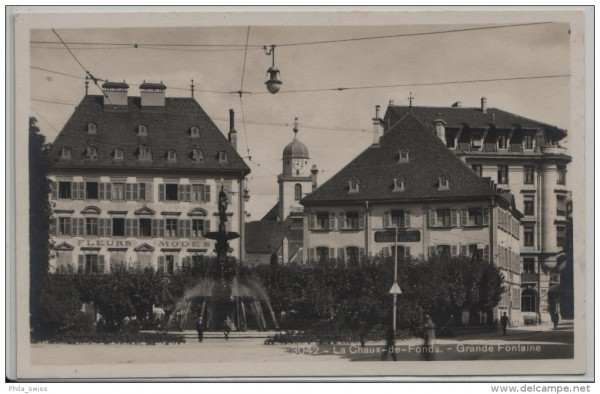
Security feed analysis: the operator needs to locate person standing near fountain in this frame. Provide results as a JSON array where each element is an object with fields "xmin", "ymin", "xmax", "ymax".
[
  {"xmin": 223, "ymin": 318, "xmax": 232, "ymax": 340},
  {"xmin": 196, "ymin": 317, "xmax": 204, "ymax": 343}
]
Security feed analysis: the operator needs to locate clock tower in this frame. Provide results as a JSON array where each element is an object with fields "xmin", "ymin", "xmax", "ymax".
[{"xmin": 278, "ymin": 118, "xmax": 315, "ymax": 221}]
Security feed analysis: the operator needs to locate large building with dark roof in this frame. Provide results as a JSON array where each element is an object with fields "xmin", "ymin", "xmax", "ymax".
[
  {"xmin": 48, "ymin": 82, "xmax": 250, "ymax": 275},
  {"xmin": 384, "ymin": 98, "xmax": 571, "ymax": 323},
  {"xmin": 301, "ymin": 111, "xmax": 523, "ymax": 325}
]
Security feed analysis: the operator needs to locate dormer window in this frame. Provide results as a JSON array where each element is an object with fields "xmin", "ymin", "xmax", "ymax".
[
  {"xmin": 393, "ymin": 177, "xmax": 405, "ymax": 192},
  {"xmin": 438, "ymin": 175, "xmax": 450, "ymax": 190},
  {"xmin": 348, "ymin": 178, "xmax": 360, "ymax": 193},
  {"xmin": 167, "ymin": 150, "xmax": 177, "ymax": 162},
  {"xmin": 191, "ymin": 149, "xmax": 203, "ymax": 161},
  {"xmin": 471, "ymin": 133, "xmax": 483, "ymax": 150},
  {"xmin": 86, "ymin": 146, "xmax": 98, "ymax": 160},
  {"xmin": 113, "ymin": 148, "xmax": 124, "ymax": 161},
  {"xmin": 497, "ymin": 133, "xmax": 508, "ymax": 150},
  {"xmin": 190, "ymin": 127, "xmax": 200, "ymax": 137},
  {"xmin": 398, "ymin": 148, "xmax": 409, "ymax": 163},
  {"xmin": 87, "ymin": 123, "xmax": 97, "ymax": 134},
  {"xmin": 60, "ymin": 147, "xmax": 71, "ymax": 160},
  {"xmin": 217, "ymin": 151, "xmax": 228, "ymax": 164},
  {"xmin": 137, "ymin": 125, "xmax": 147, "ymax": 136},
  {"xmin": 138, "ymin": 146, "xmax": 151, "ymax": 160}
]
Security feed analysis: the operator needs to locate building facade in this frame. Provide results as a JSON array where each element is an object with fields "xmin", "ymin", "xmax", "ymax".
[
  {"xmin": 383, "ymin": 99, "xmax": 571, "ymax": 322},
  {"xmin": 47, "ymin": 82, "xmax": 250, "ymax": 274},
  {"xmin": 301, "ymin": 112, "xmax": 522, "ymax": 324}
]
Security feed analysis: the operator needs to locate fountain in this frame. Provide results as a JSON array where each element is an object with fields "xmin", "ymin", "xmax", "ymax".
[{"xmin": 168, "ymin": 183, "xmax": 279, "ymax": 332}]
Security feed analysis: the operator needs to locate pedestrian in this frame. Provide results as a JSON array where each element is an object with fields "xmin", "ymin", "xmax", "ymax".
[
  {"xmin": 358, "ymin": 319, "xmax": 368, "ymax": 348},
  {"xmin": 380, "ymin": 326, "xmax": 397, "ymax": 361},
  {"xmin": 500, "ymin": 312, "xmax": 509, "ymax": 336},
  {"xmin": 223, "ymin": 318, "xmax": 231, "ymax": 340},
  {"xmin": 422, "ymin": 315, "xmax": 436, "ymax": 361},
  {"xmin": 195, "ymin": 317, "xmax": 203, "ymax": 342},
  {"xmin": 552, "ymin": 312, "xmax": 559, "ymax": 329}
]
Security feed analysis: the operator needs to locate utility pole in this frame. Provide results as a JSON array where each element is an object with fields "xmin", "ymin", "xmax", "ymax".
[{"xmin": 388, "ymin": 224, "xmax": 402, "ymax": 332}]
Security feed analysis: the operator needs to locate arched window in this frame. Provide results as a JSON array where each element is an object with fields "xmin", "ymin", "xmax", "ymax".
[
  {"xmin": 217, "ymin": 151, "xmax": 228, "ymax": 164},
  {"xmin": 393, "ymin": 177, "xmax": 405, "ymax": 192},
  {"xmin": 113, "ymin": 148, "xmax": 124, "ymax": 160},
  {"xmin": 294, "ymin": 183, "xmax": 302, "ymax": 201},
  {"xmin": 398, "ymin": 148, "xmax": 409, "ymax": 163},
  {"xmin": 191, "ymin": 149, "xmax": 203, "ymax": 161},
  {"xmin": 438, "ymin": 175, "xmax": 450, "ymax": 190},
  {"xmin": 190, "ymin": 126, "xmax": 200, "ymax": 137},
  {"xmin": 167, "ymin": 150, "xmax": 177, "ymax": 162},
  {"xmin": 348, "ymin": 179, "xmax": 360, "ymax": 193},
  {"xmin": 138, "ymin": 146, "xmax": 151, "ymax": 160},
  {"xmin": 87, "ymin": 123, "xmax": 97, "ymax": 134},
  {"xmin": 137, "ymin": 125, "xmax": 147, "ymax": 136},
  {"xmin": 60, "ymin": 147, "xmax": 71, "ymax": 160},
  {"xmin": 86, "ymin": 146, "xmax": 98, "ymax": 159}
]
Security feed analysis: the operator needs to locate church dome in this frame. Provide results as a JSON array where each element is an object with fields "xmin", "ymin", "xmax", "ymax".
[{"xmin": 283, "ymin": 137, "xmax": 309, "ymax": 159}]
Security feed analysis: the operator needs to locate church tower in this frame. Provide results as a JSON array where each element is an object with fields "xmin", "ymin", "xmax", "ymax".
[{"xmin": 278, "ymin": 118, "xmax": 314, "ymax": 222}]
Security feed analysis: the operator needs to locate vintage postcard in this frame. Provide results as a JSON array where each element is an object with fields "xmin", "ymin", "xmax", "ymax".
[{"xmin": 9, "ymin": 7, "xmax": 590, "ymax": 381}]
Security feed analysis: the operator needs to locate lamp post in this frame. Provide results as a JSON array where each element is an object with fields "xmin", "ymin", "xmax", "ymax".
[{"xmin": 389, "ymin": 225, "xmax": 402, "ymax": 333}]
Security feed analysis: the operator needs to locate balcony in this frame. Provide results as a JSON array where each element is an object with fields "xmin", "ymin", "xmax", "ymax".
[
  {"xmin": 521, "ymin": 272, "xmax": 538, "ymax": 283},
  {"xmin": 542, "ymin": 146, "xmax": 568, "ymax": 155}
]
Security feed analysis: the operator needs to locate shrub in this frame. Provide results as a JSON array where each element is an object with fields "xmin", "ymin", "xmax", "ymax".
[{"xmin": 33, "ymin": 331, "xmax": 186, "ymax": 345}]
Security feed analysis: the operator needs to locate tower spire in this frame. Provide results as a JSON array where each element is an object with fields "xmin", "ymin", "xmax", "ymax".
[
  {"xmin": 191, "ymin": 78, "xmax": 195, "ymax": 98},
  {"xmin": 293, "ymin": 117, "xmax": 299, "ymax": 136},
  {"xmin": 85, "ymin": 76, "xmax": 89, "ymax": 95},
  {"xmin": 408, "ymin": 91, "xmax": 414, "ymax": 108}
]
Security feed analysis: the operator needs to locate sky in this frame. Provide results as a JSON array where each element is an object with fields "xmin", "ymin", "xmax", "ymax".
[{"xmin": 29, "ymin": 22, "xmax": 571, "ymax": 220}]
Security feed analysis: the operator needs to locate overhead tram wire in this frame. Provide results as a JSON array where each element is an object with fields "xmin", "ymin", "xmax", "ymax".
[{"xmin": 30, "ymin": 107, "xmax": 61, "ymax": 134}]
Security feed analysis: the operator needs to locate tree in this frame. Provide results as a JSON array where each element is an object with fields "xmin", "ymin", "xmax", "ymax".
[{"xmin": 29, "ymin": 117, "xmax": 53, "ymax": 338}]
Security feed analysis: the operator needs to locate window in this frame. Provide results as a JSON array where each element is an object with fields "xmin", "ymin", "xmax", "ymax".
[
  {"xmin": 391, "ymin": 210, "xmax": 406, "ymax": 228},
  {"xmin": 58, "ymin": 217, "xmax": 71, "ymax": 236},
  {"xmin": 218, "ymin": 152, "xmax": 228, "ymax": 164},
  {"xmin": 393, "ymin": 177, "xmax": 405, "ymax": 192},
  {"xmin": 139, "ymin": 218, "xmax": 152, "ymax": 237},
  {"xmin": 112, "ymin": 218, "xmax": 125, "ymax": 236},
  {"xmin": 166, "ymin": 219, "xmax": 178, "ymax": 237},
  {"xmin": 138, "ymin": 146, "xmax": 151, "ymax": 159},
  {"xmin": 166, "ymin": 184, "xmax": 178, "ymax": 201},
  {"xmin": 192, "ymin": 219, "xmax": 206, "ymax": 237},
  {"xmin": 436, "ymin": 209, "xmax": 452, "ymax": 227},
  {"xmin": 167, "ymin": 150, "xmax": 177, "ymax": 161},
  {"xmin": 85, "ymin": 255, "xmax": 100, "ymax": 273},
  {"xmin": 86, "ymin": 182, "xmax": 98, "ymax": 199},
  {"xmin": 471, "ymin": 133, "xmax": 483, "ymax": 150},
  {"xmin": 523, "ymin": 135, "xmax": 534, "ymax": 150},
  {"xmin": 521, "ymin": 289, "xmax": 537, "ymax": 312},
  {"xmin": 524, "ymin": 165, "xmax": 534, "ymax": 184},
  {"xmin": 557, "ymin": 166, "xmax": 566, "ymax": 185},
  {"xmin": 497, "ymin": 165, "xmax": 508, "ymax": 184},
  {"xmin": 316, "ymin": 212, "xmax": 330, "ymax": 230},
  {"xmin": 344, "ymin": 211, "xmax": 360, "ymax": 229},
  {"xmin": 86, "ymin": 218, "xmax": 98, "ymax": 236},
  {"xmin": 468, "ymin": 208, "xmax": 483, "ymax": 226},
  {"xmin": 468, "ymin": 244, "xmax": 481, "ymax": 260},
  {"xmin": 61, "ymin": 147, "xmax": 71, "ymax": 160},
  {"xmin": 349, "ymin": 179, "xmax": 359, "ymax": 193},
  {"xmin": 524, "ymin": 226, "xmax": 534, "ymax": 246},
  {"xmin": 294, "ymin": 184, "xmax": 302, "ymax": 201},
  {"xmin": 139, "ymin": 183, "xmax": 146, "ymax": 200},
  {"xmin": 87, "ymin": 123, "xmax": 97, "ymax": 134},
  {"xmin": 191, "ymin": 149, "xmax": 203, "ymax": 161},
  {"xmin": 138, "ymin": 125, "xmax": 147, "ymax": 136},
  {"xmin": 471, "ymin": 165, "xmax": 482, "ymax": 177},
  {"xmin": 523, "ymin": 258, "xmax": 535, "ymax": 274},
  {"xmin": 86, "ymin": 146, "xmax": 98, "ymax": 160},
  {"xmin": 438, "ymin": 176, "xmax": 450, "ymax": 190},
  {"xmin": 391, "ymin": 245, "xmax": 408, "ymax": 262},
  {"xmin": 445, "ymin": 130, "xmax": 456, "ymax": 148},
  {"xmin": 114, "ymin": 149, "xmax": 124, "ymax": 160},
  {"xmin": 190, "ymin": 126, "xmax": 200, "ymax": 137},
  {"xmin": 191, "ymin": 184, "xmax": 205, "ymax": 202},
  {"xmin": 346, "ymin": 247, "xmax": 360, "ymax": 264},
  {"xmin": 159, "ymin": 255, "xmax": 175, "ymax": 275},
  {"xmin": 112, "ymin": 183, "xmax": 125, "ymax": 200},
  {"xmin": 316, "ymin": 247, "xmax": 330, "ymax": 263},
  {"xmin": 398, "ymin": 149, "xmax": 409, "ymax": 163},
  {"xmin": 556, "ymin": 196, "xmax": 566, "ymax": 216},
  {"xmin": 497, "ymin": 134, "xmax": 508, "ymax": 150},
  {"xmin": 524, "ymin": 196, "xmax": 534, "ymax": 216},
  {"xmin": 436, "ymin": 245, "xmax": 451, "ymax": 257},
  {"xmin": 556, "ymin": 226, "xmax": 566, "ymax": 247},
  {"xmin": 59, "ymin": 181, "xmax": 72, "ymax": 199}
]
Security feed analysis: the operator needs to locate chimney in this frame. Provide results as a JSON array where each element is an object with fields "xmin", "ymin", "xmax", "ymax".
[
  {"xmin": 481, "ymin": 97, "xmax": 487, "ymax": 113},
  {"xmin": 102, "ymin": 81, "xmax": 129, "ymax": 107},
  {"xmin": 452, "ymin": 101, "xmax": 462, "ymax": 108},
  {"xmin": 311, "ymin": 165, "xmax": 319, "ymax": 190},
  {"xmin": 372, "ymin": 105, "xmax": 383, "ymax": 146},
  {"xmin": 434, "ymin": 119, "xmax": 446, "ymax": 144},
  {"xmin": 228, "ymin": 109, "xmax": 238, "ymax": 151},
  {"xmin": 140, "ymin": 81, "xmax": 166, "ymax": 108},
  {"xmin": 389, "ymin": 99, "xmax": 394, "ymax": 106}
]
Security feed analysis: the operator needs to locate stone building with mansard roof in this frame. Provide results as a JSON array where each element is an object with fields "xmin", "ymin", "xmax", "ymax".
[
  {"xmin": 301, "ymin": 110, "xmax": 523, "ymax": 325},
  {"xmin": 384, "ymin": 98, "xmax": 572, "ymax": 323},
  {"xmin": 47, "ymin": 81, "xmax": 250, "ymax": 275}
]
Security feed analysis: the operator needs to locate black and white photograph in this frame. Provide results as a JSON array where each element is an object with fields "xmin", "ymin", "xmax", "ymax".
[{"xmin": 8, "ymin": 7, "xmax": 591, "ymax": 383}]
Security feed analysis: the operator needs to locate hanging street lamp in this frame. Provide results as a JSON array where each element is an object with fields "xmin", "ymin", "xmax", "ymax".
[{"xmin": 264, "ymin": 44, "xmax": 282, "ymax": 94}]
